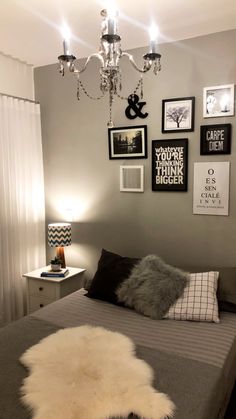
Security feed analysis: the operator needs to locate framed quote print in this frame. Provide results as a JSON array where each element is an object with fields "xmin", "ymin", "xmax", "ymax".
[
  {"xmin": 193, "ymin": 162, "xmax": 230, "ymax": 216},
  {"xmin": 200, "ymin": 124, "xmax": 231, "ymax": 155},
  {"xmin": 152, "ymin": 139, "xmax": 188, "ymax": 191}
]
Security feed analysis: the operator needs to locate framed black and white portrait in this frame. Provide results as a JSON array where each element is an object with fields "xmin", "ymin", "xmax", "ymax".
[
  {"xmin": 108, "ymin": 125, "xmax": 147, "ymax": 159},
  {"xmin": 162, "ymin": 97, "xmax": 195, "ymax": 133},
  {"xmin": 203, "ymin": 84, "xmax": 234, "ymax": 118}
]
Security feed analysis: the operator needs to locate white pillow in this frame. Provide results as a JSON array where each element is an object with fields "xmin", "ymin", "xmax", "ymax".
[{"xmin": 164, "ymin": 271, "xmax": 219, "ymax": 323}]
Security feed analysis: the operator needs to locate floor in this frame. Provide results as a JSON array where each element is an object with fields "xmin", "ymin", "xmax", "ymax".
[{"xmin": 224, "ymin": 383, "xmax": 236, "ymax": 419}]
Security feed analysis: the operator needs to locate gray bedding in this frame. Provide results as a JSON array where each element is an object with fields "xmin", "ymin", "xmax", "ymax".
[{"xmin": 1, "ymin": 288, "xmax": 236, "ymax": 419}]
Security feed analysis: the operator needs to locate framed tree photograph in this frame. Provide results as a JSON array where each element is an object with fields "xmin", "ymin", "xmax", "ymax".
[
  {"xmin": 162, "ymin": 97, "xmax": 195, "ymax": 133},
  {"xmin": 203, "ymin": 84, "xmax": 234, "ymax": 118},
  {"xmin": 200, "ymin": 124, "xmax": 231, "ymax": 155},
  {"xmin": 152, "ymin": 139, "xmax": 188, "ymax": 191},
  {"xmin": 108, "ymin": 125, "xmax": 147, "ymax": 159}
]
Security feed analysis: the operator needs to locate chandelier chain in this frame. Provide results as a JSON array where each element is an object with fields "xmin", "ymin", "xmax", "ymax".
[
  {"xmin": 77, "ymin": 78, "xmax": 105, "ymax": 101},
  {"xmin": 116, "ymin": 76, "xmax": 143, "ymax": 100}
]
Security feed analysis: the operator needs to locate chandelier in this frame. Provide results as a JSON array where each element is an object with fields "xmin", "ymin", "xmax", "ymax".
[{"xmin": 58, "ymin": 8, "xmax": 161, "ymax": 127}]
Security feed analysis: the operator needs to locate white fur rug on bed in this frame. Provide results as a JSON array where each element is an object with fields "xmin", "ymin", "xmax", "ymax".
[{"xmin": 20, "ymin": 325, "xmax": 175, "ymax": 419}]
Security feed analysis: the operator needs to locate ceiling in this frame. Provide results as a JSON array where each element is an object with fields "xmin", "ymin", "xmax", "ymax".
[{"xmin": 1, "ymin": 0, "xmax": 236, "ymax": 67}]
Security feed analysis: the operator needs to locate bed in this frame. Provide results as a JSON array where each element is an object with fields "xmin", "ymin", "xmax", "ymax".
[{"xmin": 1, "ymin": 251, "xmax": 236, "ymax": 419}]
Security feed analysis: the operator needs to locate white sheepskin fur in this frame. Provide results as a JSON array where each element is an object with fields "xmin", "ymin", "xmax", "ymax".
[{"xmin": 20, "ymin": 325, "xmax": 175, "ymax": 419}]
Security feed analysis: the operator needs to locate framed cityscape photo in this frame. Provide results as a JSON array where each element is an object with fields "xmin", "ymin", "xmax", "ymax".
[
  {"xmin": 152, "ymin": 139, "xmax": 188, "ymax": 191},
  {"xmin": 203, "ymin": 84, "xmax": 234, "ymax": 118},
  {"xmin": 108, "ymin": 125, "xmax": 147, "ymax": 159},
  {"xmin": 162, "ymin": 97, "xmax": 195, "ymax": 133},
  {"xmin": 200, "ymin": 124, "xmax": 231, "ymax": 155}
]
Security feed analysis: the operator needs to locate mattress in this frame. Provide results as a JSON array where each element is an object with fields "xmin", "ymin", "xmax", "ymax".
[
  {"xmin": 34, "ymin": 288, "xmax": 236, "ymax": 370},
  {"xmin": 1, "ymin": 288, "xmax": 236, "ymax": 419},
  {"xmin": 34, "ymin": 289, "xmax": 236, "ymax": 418}
]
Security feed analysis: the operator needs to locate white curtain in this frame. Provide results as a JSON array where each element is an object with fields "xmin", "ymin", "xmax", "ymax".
[
  {"xmin": 0, "ymin": 95, "xmax": 46, "ymax": 326},
  {"xmin": 0, "ymin": 53, "xmax": 34, "ymax": 100}
]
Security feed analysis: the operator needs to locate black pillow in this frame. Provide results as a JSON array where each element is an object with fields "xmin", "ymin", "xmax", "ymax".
[
  {"xmin": 86, "ymin": 249, "xmax": 139, "ymax": 305},
  {"xmin": 217, "ymin": 268, "xmax": 236, "ymax": 312}
]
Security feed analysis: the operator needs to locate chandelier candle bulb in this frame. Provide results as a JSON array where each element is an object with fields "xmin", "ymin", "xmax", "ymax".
[
  {"xmin": 108, "ymin": 17, "xmax": 116, "ymax": 35},
  {"xmin": 106, "ymin": 5, "xmax": 118, "ymax": 35},
  {"xmin": 63, "ymin": 39, "xmax": 69, "ymax": 55},
  {"xmin": 149, "ymin": 25, "xmax": 158, "ymax": 54},
  {"xmin": 61, "ymin": 24, "xmax": 71, "ymax": 55}
]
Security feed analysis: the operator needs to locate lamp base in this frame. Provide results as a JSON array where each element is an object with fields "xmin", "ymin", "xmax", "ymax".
[{"xmin": 56, "ymin": 247, "xmax": 66, "ymax": 268}]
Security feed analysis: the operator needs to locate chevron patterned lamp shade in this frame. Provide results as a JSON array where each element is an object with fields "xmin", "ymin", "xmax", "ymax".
[{"xmin": 48, "ymin": 223, "xmax": 72, "ymax": 268}]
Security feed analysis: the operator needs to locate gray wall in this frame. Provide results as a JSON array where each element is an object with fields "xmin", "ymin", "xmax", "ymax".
[{"xmin": 34, "ymin": 29, "xmax": 236, "ymax": 280}]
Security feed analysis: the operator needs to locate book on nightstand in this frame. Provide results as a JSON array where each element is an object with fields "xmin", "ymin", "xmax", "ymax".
[{"xmin": 40, "ymin": 268, "xmax": 69, "ymax": 278}]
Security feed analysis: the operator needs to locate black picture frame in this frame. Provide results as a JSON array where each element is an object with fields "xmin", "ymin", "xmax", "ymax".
[
  {"xmin": 152, "ymin": 139, "xmax": 188, "ymax": 191},
  {"xmin": 108, "ymin": 125, "xmax": 147, "ymax": 159},
  {"xmin": 200, "ymin": 124, "xmax": 231, "ymax": 155},
  {"xmin": 162, "ymin": 97, "xmax": 195, "ymax": 133}
]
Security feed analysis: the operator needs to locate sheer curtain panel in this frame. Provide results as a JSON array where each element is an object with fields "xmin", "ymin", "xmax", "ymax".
[{"xmin": 0, "ymin": 96, "xmax": 45, "ymax": 326}]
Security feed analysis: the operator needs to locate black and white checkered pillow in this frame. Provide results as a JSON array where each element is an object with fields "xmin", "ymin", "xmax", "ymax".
[{"xmin": 165, "ymin": 271, "xmax": 219, "ymax": 323}]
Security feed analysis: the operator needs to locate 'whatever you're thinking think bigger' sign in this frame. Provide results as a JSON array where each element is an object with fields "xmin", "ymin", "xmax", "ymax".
[{"xmin": 152, "ymin": 139, "xmax": 188, "ymax": 191}]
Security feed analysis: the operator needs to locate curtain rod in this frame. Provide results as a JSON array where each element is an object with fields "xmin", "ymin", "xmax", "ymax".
[{"xmin": 0, "ymin": 92, "xmax": 39, "ymax": 104}]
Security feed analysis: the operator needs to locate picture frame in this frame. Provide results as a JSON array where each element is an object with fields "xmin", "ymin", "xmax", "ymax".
[
  {"xmin": 203, "ymin": 84, "xmax": 234, "ymax": 118},
  {"xmin": 108, "ymin": 125, "xmax": 147, "ymax": 159},
  {"xmin": 200, "ymin": 124, "xmax": 231, "ymax": 155},
  {"xmin": 120, "ymin": 165, "xmax": 144, "ymax": 192},
  {"xmin": 152, "ymin": 139, "xmax": 188, "ymax": 191},
  {"xmin": 193, "ymin": 162, "xmax": 230, "ymax": 216},
  {"xmin": 162, "ymin": 97, "xmax": 195, "ymax": 133}
]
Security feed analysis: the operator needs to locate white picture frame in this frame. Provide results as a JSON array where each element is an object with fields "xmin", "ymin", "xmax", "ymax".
[
  {"xmin": 120, "ymin": 165, "xmax": 144, "ymax": 192},
  {"xmin": 193, "ymin": 162, "xmax": 230, "ymax": 216},
  {"xmin": 203, "ymin": 84, "xmax": 234, "ymax": 118}
]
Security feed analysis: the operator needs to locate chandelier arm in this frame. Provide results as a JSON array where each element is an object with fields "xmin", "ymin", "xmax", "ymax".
[
  {"xmin": 121, "ymin": 52, "xmax": 152, "ymax": 73},
  {"xmin": 69, "ymin": 53, "xmax": 105, "ymax": 74}
]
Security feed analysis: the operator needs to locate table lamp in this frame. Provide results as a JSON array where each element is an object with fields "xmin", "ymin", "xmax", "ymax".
[{"xmin": 48, "ymin": 223, "xmax": 72, "ymax": 268}]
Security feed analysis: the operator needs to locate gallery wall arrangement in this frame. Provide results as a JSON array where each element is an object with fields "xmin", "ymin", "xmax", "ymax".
[
  {"xmin": 35, "ymin": 28, "xmax": 236, "ymax": 271},
  {"xmin": 111, "ymin": 83, "xmax": 234, "ymax": 217}
]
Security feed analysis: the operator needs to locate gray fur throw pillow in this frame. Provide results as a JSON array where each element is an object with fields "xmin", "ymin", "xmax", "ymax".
[{"xmin": 116, "ymin": 255, "xmax": 189, "ymax": 319}]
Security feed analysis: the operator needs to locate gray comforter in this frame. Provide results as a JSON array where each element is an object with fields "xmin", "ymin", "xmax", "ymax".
[{"xmin": 1, "ymin": 289, "xmax": 236, "ymax": 419}]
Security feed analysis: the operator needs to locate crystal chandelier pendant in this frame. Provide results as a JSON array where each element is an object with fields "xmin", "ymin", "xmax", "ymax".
[{"xmin": 57, "ymin": 9, "xmax": 162, "ymax": 127}]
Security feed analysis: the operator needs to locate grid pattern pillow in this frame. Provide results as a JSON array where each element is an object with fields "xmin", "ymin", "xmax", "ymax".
[{"xmin": 165, "ymin": 271, "xmax": 220, "ymax": 323}]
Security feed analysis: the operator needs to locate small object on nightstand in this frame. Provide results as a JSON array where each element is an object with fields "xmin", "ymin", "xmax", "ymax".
[
  {"xmin": 41, "ymin": 268, "xmax": 69, "ymax": 278},
  {"xmin": 50, "ymin": 256, "xmax": 62, "ymax": 272},
  {"xmin": 23, "ymin": 266, "xmax": 85, "ymax": 314}
]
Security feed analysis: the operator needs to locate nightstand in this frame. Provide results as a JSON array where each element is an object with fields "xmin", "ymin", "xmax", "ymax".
[{"xmin": 23, "ymin": 266, "xmax": 85, "ymax": 314}]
